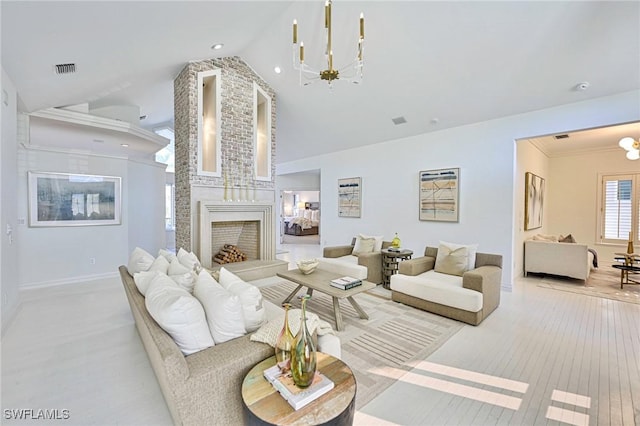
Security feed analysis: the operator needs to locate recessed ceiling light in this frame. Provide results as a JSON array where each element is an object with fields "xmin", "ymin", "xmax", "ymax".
[
  {"xmin": 274, "ymin": 66, "xmax": 282, "ymax": 74},
  {"xmin": 121, "ymin": 144, "xmax": 129, "ymax": 148},
  {"xmin": 211, "ymin": 43, "xmax": 224, "ymax": 50},
  {"xmin": 575, "ymin": 81, "xmax": 590, "ymax": 91}
]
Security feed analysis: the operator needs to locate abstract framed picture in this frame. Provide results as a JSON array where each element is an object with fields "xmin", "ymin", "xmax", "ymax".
[
  {"xmin": 338, "ymin": 177, "xmax": 361, "ymax": 218},
  {"xmin": 28, "ymin": 171, "xmax": 122, "ymax": 227},
  {"xmin": 524, "ymin": 172, "xmax": 544, "ymax": 230},
  {"xmin": 419, "ymin": 168, "xmax": 459, "ymax": 222}
]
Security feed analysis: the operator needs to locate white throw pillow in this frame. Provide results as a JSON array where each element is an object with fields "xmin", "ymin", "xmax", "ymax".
[
  {"xmin": 250, "ymin": 309, "xmax": 320, "ymax": 347},
  {"xmin": 218, "ymin": 268, "xmax": 266, "ymax": 333},
  {"xmin": 148, "ymin": 256, "xmax": 170, "ymax": 274},
  {"xmin": 158, "ymin": 248, "xmax": 177, "ymax": 263},
  {"xmin": 434, "ymin": 241, "xmax": 478, "ymax": 276},
  {"xmin": 353, "ymin": 235, "xmax": 376, "ymax": 255},
  {"xmin": 144, "ymin": 274, "xmax": 214, "ymax": 355},
  {"xmin": 168, "ymin": 258, "xmax": 196, "ymax": 292},
  {"xmin": 193, "ymin": 270, "xmax": 246, "ymax": 343},
  {"xmin": 360, "ymin": 234, "xmax": 384, "ymax": 252},
  {"xmin": 133, "ymin": 270, "xmax": 163, "ymax": 296},
  {"xmin": 177, "ymin": 248, "xmax": 201, "ymax": 272},
  {"xmin": 128, "ymin": 247, "xmax": 155, "ymax": 274}
]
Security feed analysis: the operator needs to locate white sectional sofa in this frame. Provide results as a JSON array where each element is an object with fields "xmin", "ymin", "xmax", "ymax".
[{"xmin": 524, "ymin": 239, "xmax": 594, "ymax": 281}]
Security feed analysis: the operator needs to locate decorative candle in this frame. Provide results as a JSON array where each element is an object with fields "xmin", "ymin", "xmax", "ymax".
[
  {"xmin": 329, "ymin": 50, "xmax": 333, "ymax": 70},
  {"xmin": 299, "ymin": 42, "xmax": 304, "ymax": 63},
  {"xmin": 360, "ymin": 13, "xmax": 364, "ymax": 39}
]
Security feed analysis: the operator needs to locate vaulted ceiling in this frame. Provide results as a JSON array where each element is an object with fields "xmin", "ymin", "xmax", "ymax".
[{"xmin": 2, "ymin": 1, "xmax": 639, "ymax": 163}]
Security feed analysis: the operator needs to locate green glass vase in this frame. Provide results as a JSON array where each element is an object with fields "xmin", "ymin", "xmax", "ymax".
[
  {"xmin": 290, "ymin": 295, "xmax": 316, "ymax": 388},
  {"xmin": 274, "ymin": 303, "xmax": 294, "ymax": 370},
  {"xmin": 391, "ymin": 233, "xmax": 401, "ymax": 248}
]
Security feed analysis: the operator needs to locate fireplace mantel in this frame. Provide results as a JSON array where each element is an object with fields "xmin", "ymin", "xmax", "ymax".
[{"xmin": 199, "ymin": 200, "xmax": 275, "ymax": 269}]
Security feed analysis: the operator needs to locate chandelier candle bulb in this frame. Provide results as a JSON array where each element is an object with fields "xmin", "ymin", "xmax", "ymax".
[
  {"xmin": 325, "ymin": 2, "xmax": 329, "ymax": 28},
  {"xmin": 300, "ymin": 42, "xmax": 304, "ymax": 63},
  {"xmin": 360, "ymin": 13, "xmax": 364, "ymax": 39},
  {"xmin": 293, "ymin": 20, "xmax": 297, "ymax": 44},
  {"xmin": 329, "ymin": 51, "xmax": 333, "ymax": 71}
]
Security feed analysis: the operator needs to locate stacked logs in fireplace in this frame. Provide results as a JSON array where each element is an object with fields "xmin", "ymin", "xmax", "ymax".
[{"xmin": 213, "ymin": 244, "xmax": 248, "ymax": 264}]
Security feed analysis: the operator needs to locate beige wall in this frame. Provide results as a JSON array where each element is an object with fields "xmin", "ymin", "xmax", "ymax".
[
  {"xmin": 515, "ymin": 140, "xmax": 550, "ymax": 277},
  {"xmin": 547, "ymin": 148, "xmax": 637, "ymax": 262}
]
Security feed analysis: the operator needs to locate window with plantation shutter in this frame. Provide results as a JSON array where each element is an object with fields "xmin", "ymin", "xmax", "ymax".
[{"xmin": 599, "ymin": 174, "xmax": 640, "ymax": 244}]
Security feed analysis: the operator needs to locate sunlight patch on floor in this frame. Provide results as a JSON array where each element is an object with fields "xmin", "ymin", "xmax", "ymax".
[{"xmin": 369, "ymin": 366, "xmax": 523, "ymax": 410}]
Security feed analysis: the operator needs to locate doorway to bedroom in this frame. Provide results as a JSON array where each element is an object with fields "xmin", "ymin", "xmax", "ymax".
[{"xmin": 281, "ymin": 190, "xmax": 320, "ymax": 245}]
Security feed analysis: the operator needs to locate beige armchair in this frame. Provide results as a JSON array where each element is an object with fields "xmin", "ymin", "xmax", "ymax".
[
  {"xmin": 323, "ymin": 237, "xmax": 392, "ymax": 284},
  {"xmin": 390, "ymin": 246, "xmax": 502, "ymax": 325}
]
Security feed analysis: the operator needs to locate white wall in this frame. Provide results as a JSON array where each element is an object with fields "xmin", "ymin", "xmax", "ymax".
[
  {"xmin": 1, "ymin": 68, "xmax": 20, "ymax": 331},
  {"xmin": 277, "ymin": 91, "xmax": 640, "ymax": 289},
  {"xmin": 128, "ymin": 159, "xmax": 167, "ymax": 256},
  {"xmin": 16, "ymin": 118, "xmax": 167, "ymax": 288}
]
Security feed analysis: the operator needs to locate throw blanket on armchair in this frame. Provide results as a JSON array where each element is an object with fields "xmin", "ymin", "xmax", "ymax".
[{"xmin": 588, "ymin": 248, "xmax": 598, "ymax": 268}]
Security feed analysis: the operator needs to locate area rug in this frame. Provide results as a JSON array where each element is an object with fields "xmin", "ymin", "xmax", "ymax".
[
  {"xmin": 536, "ymin": 263, "xmax": 640, "ymax": 304},
  {"xmin": 259, "ymin": 281, "xmax": 463, "ymax": 408}
]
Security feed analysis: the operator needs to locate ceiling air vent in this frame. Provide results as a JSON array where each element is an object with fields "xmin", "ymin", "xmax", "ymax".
[
  {"xmin": 392, "ymin": 116, "xmax": 407, "ymax": 125},
  {"xmin": 554, "ymin": 134, "xmax": 569, "ymax": 140},
  {"xmin": 54, "ymin": 63, "xmax": 76, "ymax": 75}
]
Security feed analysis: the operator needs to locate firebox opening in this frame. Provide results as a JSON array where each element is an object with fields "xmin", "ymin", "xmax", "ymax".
[{"xmin": 211, "ymin": 220, "xmax": 260, "ymax": 264}]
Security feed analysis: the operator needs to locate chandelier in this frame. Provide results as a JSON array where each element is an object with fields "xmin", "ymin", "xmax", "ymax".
[
  {"xmin": 619, "ymin": 137, "xmax": 640, "ymax": 160},
  {"xmin": 291, "ymin": 0, "xmax": 364, "ymax": 86}
]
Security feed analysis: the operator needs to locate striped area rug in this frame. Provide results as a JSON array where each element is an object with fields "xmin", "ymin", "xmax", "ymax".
[{"xmin": 259, "ymin": 281, "xmax": 463, "ymax": 408}]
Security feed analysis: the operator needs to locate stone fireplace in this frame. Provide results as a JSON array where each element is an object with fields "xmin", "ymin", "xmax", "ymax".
[{"xmin": 199, "ymin": 201, "xmax": 275, "ymax": 269}]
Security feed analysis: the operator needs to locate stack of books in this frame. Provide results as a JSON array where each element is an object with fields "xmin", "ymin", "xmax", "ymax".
[
  {"xmin": 330, "ymin": 276, "xmax": 362, "ymax": 290},
  {"xmin": 263, "ymin": 365, "xmax": 334, "ymax": 410}
]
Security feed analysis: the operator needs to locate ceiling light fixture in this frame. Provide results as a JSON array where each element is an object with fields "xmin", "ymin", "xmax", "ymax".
[
  {"xmin": 274, "ymin": 66, "xmax": 282, "ymax": 74},
  {"xmin": 619, "ymin": 137, "xmax": 640, "ymax": 160},
  {"xmin": 291, "ymin": 0, "xmax": 364, "ymax": 86},
  {"xmin": 211, "ymin": 43, "xmax": 224, "ymax": 50}
]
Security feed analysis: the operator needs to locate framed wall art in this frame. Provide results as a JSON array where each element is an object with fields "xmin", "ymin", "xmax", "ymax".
[
  {"xmin": 28, "ymin": 171, "xmax": 122, "ymax": 227},
  {"xmin": 338, "ymin": 177, "xmax": 361, "ymax": 218},
  {"xmin": 524, "ymin": 171, "xmax": 544, "ymax": 230},
  {"xmin": 419, "ymin": 168, "xmax": 459, "ymax": 222}
]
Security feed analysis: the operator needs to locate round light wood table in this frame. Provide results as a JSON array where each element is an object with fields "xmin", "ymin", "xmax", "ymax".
[{"xmin": 241, "ymin": 352, "xmax": 356, "ymax": 425}]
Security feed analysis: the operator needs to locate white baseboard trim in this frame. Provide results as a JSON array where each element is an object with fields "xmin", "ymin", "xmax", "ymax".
[{"xmin": 20, "ymin": 271, "xmax": 120, "ymax": 290}]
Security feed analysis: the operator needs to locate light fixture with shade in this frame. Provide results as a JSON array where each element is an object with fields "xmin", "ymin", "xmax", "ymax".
[
  {"xmin": 291, "ymin": 0, "xmax": 364, "ymax": 86},
  {"xmin": 619, "ymin": 137, "xmax": 640, "ymax": 160}
]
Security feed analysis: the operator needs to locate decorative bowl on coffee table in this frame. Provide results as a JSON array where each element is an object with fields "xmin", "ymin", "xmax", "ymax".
[{"xmin": 297, "ymin": 259, "xmax": 319, "ymax": 275}]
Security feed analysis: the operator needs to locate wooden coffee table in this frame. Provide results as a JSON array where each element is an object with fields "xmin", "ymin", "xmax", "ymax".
[
  {"xmin": 241, "ymin": 352, "xmax": 356, "ymax": 425},
  {"xmin": 276, "ymin": 268, "xmax": 376, "ymax": 331}
]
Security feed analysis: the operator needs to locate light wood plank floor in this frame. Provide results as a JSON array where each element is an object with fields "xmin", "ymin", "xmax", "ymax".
[{"xmin": 2, "ymin": 244, "xmax": 638, "ymax": 425}]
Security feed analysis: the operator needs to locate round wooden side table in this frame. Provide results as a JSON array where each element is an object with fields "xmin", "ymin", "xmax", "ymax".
[
  {"xmin": 381, "ymin": 248, "xmax": 413, "ymax": 289},
  {"xmin": 241, "ymin": 352, "xmax": 356, "ymax": 425}
]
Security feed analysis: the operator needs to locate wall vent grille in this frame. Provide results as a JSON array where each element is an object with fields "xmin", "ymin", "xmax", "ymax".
[
  {"xmin": 54, "ymin": 63, "xmax": 76, "ymax": 75},
  {"xmin": 392, "ymin": 116, "xmax": 407, "ymax": 125}
]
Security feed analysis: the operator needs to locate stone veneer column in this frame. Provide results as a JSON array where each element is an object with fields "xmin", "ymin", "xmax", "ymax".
[{"xmin": 174, "ymin": 57, "xmax": 276, "ymax": 252}]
